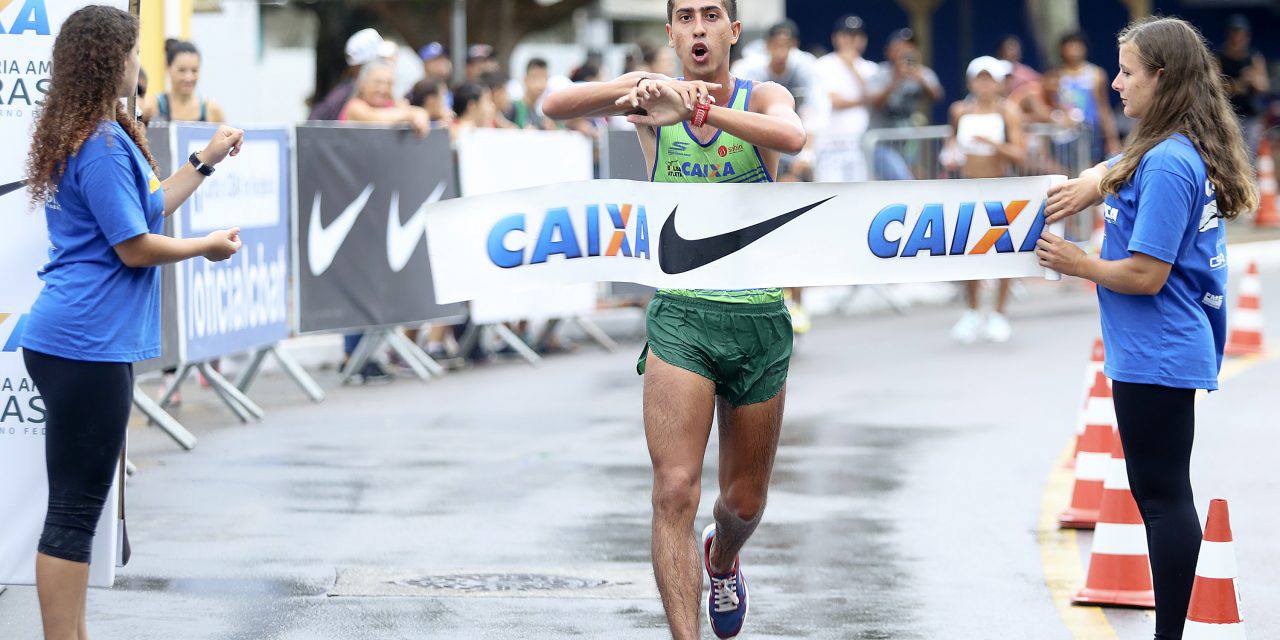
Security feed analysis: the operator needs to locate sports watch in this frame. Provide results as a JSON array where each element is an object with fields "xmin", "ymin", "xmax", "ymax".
[{"xmin": 189, "ymin": 151, "xmax": 214, "ymax": 177}]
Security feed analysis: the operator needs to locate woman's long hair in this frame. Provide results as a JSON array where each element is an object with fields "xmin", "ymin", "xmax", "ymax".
[
  {"xmin": 26, "ymin": 5, "xmax": 157, "ymax": 206},
  {"xmin": 1101, "ymin": 17, "xmax": 1257, "ymax": 218}
]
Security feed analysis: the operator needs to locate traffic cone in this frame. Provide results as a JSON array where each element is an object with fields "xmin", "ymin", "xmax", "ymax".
[
  {"xmin": 1073, "ymin": 437, "xmax": 1155, "ymax": 608},
  {"xmin": 1065, "ymin": 339, "xmax": 1107, "ymax": 469},
  {"xmin": 1224, "ymin": 262, "xmax": 1265, "ymax": 357},
  {"xmin": 1059, "ymin": 370, "xmax": 1117, "ymax": 529},
  {"xmin": 1255, "ymin": 138, "xmax": 1279, "ymax": 228},
  {"xmin": 1184, "ymin": 499, "xmax": 1246, "ymax": 639}
]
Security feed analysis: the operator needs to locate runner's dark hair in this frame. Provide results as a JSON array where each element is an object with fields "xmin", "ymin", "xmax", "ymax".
[{"xmin": 667, "ymin": 0, "xmax": 737, "ymax": 22}]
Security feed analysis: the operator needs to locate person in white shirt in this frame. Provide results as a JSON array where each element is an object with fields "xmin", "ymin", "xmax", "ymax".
[{"xmin": 809, "ymin": 14, "xmax": 879, "ymax": 183}]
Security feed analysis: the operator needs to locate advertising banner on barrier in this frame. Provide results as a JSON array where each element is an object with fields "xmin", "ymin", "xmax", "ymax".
[
  {"xmin": 172, "ymin": 124, "xmax": 291, "ymax": 362},
  {"xmin": 295, "ymin": 125, "xmax": 465, "ymax": 333},
  {"xmin": 426, "ymin": 176, "xmax": 1067, "ymax": 304},
  {"xmin": 0, "ymin": 0, "xmax": 126, "ymax": 588},
  {"xmin": 602, "ymin": 127, "xmax": 650, "ymax": 182},
  {"xmin": 136, "ymin": 124, "xmax": 181, "ymax": 374},
  {"xmin": 456, "ymin": 128, "xmax": 598, "ymax": 323}
]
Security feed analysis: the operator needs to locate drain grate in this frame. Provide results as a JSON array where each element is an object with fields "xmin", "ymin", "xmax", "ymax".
[{"xmin": 397, "ymin": 573, "xmax": 611, "ymax": 592}]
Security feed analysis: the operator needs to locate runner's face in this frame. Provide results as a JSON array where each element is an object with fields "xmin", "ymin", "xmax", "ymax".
[{"xmin": 666, "ymin": 1, "xmax": 740, "ymax": 77}]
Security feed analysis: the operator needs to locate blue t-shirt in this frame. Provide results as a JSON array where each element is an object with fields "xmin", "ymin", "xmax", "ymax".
[
  {"xmin": 22, "ymin": 121, "xmax": 166, "ymax": 362},
  {"xmin": 1098, "ymin": 134, "xmax": 1228, "ymax": 390}
]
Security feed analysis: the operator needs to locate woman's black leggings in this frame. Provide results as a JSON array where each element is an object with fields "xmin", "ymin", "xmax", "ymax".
[
  {"xmin": 23, "ymin": 349, "xmax": 133, "ymax": 564},
  {"xmin": 1112, "ymin": 381, "xmax": 1203, "ymax": 640}
]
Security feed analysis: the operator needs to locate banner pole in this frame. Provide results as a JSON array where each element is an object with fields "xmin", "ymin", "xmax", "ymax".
[{"xmin": 128, "ymin": 0, "xmax": 140, "ymax": 118}]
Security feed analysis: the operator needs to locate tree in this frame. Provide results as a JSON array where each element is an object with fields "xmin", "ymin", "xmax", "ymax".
[
  {"xmin": 300, "ymin": 0, "xmax": 596, "ymax": 105},
  {"xmin": 1025, "ymin": 0, "xmax": 1079, "ymax": 67}
]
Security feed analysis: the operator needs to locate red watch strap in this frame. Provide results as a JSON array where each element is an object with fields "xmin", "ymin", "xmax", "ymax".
[{"xmin": 691, "ymin": 99, "xmax": 711, "ymax": 127}]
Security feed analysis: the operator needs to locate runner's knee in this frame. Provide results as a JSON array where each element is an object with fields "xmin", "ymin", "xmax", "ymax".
[
  {"xmin": 652, "ymin": 468, "xmax": 701, "ymax": 517},
  {"xmin": 719, "ymin": 482, "xmax": 767, "ymax": 523}
]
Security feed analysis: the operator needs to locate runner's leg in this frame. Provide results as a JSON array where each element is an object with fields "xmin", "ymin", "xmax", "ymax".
[
  {"xmin": 708, "ymin": 389, "xmax": 786, "ymax": 573},
  {"xmin": 644, "ymin": 351, "xmax": 716, "ymax": 640}
]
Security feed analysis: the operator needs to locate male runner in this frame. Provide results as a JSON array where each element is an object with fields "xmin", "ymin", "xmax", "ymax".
[{"xmin": 542, "ymin": 2, "xmax": 805, "ymax": 637}]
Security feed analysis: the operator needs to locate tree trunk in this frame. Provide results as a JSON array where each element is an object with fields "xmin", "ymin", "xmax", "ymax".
[{"xmin": 1025, "ymin": 0, "xmax": 1079, "ymax": 67}]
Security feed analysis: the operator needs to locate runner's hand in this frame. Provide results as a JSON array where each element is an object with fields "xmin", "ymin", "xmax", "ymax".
[
  {"xmin": 615, "ymin": 78, "xmax": 665, "ymax": 111},
  {"xmin": 665, "ymin": 80, "xmax": 720, "ymax": 110},
  {"xmin": 203, "ymin": 227, "xmax": 242, "ymax": 262},
  {"xmin": 1045, "ymin": 172, "xmax": 1104, "ymax": 223},
  {"xmin": 625, "ymin": 83, "xmax": 694, "ymax": 127},
  {"xmin": 199, "ymin": 126, "xmax": 244, "ymax": 166}
]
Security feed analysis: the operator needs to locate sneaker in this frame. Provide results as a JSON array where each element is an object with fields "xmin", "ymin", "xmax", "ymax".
[
  {"xmin": 950, "ymin": 310, "xmax": 983, "ymax": 344},
  {"xmin": 984, "ymin": 313, "xmax": 1012, "ymax": 343},
  {"xmin": 787, "ymin": 301, "xmax": 812, "ymax": 335},
  {"xmin": 702, "ymin": 523, "xmax": 748, "ymax": 639}
]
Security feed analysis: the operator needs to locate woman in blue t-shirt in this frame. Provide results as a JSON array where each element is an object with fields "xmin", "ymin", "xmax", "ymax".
[
  {"xmin": 1037, "ymin": 17, "xmax": 1257, "ymax": 640},
  {"xmin": 20, "ymin": 6, "xmax": 244, "ymax": 638}
]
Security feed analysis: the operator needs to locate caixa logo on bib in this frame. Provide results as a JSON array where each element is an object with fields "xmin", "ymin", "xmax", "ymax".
[
  {"xmin": 488, "ymin": 203, "xmax": 651, "ymax": 268},
  {"xmin": 868, "ymin": 200, "xmax": 1046, "ymax": 258}
]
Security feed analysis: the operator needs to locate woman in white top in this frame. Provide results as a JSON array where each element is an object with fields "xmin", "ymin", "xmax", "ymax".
[{"xmin": 943, "ymin": 56, "xmax": 1026, "ymax": 343}]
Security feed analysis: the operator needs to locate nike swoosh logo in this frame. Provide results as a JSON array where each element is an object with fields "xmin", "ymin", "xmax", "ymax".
[
  {"xmin": 658, "ymin": 197, "xmax": 835, "ymax": 274},
  {"xmin": 386, "ymin": 182, "xmax": 448, "ymax": 273},
  {"xmin": 0, "ymin": 179, "xmax": 25, "ymax": 198},
  {"xmin": 307, "ymin": 184, "xmax": 374, "ymax": 276}
]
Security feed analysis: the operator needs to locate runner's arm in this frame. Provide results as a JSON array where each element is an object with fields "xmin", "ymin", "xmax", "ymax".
[
  {"xmin": 543, "ymin": 72, "xmax": 660, "ymax": 120},
  {"xmin": 704, "ymin": 82, "xmax": 806, "ymax": 155}
]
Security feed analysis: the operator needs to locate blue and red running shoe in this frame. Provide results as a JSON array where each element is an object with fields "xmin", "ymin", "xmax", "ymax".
[{"xmin": 702, "ymin": 523, "xmax": 748, "ymax": 638}]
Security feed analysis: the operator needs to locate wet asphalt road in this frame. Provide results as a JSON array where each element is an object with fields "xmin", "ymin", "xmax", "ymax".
[{"xmin": 1, "ymin": 274, "xmax": 1278, "ymax": 640}]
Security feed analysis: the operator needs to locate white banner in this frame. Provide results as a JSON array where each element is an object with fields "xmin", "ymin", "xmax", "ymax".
[
  {"xmin": 457, "ymin": 128, "xmax": 599, "ymax": 323},
  {"xmin": 426, "ymin": 175, "xmax": 1066, "ymax": 304},
  {"xmin": 0, "ymin": 0, "xmax": 127, "ymax": 588}
]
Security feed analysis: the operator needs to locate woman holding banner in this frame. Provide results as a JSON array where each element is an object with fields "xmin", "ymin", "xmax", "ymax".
[
  {"xmin": 1037, "ymin": 17, "xmax": 1256, "ymax": 639},
  {"xmin": 21, "ymin": 6, "xmax": 244, "ymax": 638}
]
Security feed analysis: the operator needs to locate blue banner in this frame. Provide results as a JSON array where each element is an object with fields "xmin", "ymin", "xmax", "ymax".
[{"xmin": 174, "ymin": 124, "xmax": 291, "ymax": 363}]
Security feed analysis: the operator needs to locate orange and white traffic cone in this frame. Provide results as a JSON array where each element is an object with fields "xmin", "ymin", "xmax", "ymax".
[
  {"xmin": 1255, "ymin": 137, "xmax": 1279, "ymax": 228},
  {"xmin": 1059, "ymin": 370, "xmax": 1116, "ymax": 529},
  {"xmin": 1073, "ymin": 437, "xmax": 1155, "ymax": 608},
  {"xmin": 1224, "ymin": 262, "xmax": 1265, "ymax": 357},
  {"xmin": 1183, "ymin": 499, "xmax": 1247, "ymax": 639},
  {"xmin": 1066, "ymin": 339, "xmax": 1107, "ymax": 469}
]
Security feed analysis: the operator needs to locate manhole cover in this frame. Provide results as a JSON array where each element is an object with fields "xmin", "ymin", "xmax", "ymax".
[{"xmin": 397, "ymin": 573, "xmax": 612, "ymax": 592}]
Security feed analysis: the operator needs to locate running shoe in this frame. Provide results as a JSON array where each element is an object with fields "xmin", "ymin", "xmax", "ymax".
[
  {"xmin": 950, "ymin": 309, "xmax": 983, "ymax": 344},
  {"xmin": 787, "ymin": 300, "xmax": 812, "ymax": 335},
  {"xmin": 702, "ymin": 523, "xmax": 748, "ymax": 638},
  {"xmin": 984, "ymin": 312, "xmax": 1012, "ymax": 343}
]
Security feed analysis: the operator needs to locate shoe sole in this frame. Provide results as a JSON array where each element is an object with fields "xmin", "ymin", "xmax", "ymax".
[{"xmin": 702, "ymin": 524, "xmax": 748, "ymax": 639}]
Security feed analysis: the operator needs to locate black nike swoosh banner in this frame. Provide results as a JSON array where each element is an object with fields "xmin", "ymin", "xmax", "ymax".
[
  {"xmin": 0, "ymin": 180, "xmax": 26, "ymax": 198},
  {"xmin": 658, "ymin": 197, "xmax": 835, "ymax": 274}
]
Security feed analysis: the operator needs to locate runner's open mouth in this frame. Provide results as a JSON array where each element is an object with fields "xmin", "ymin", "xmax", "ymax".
[{"xmin": 691, "ymin": 43, "xmax": 710, "ymax": 63}]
